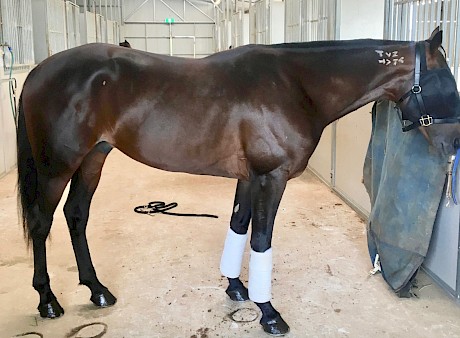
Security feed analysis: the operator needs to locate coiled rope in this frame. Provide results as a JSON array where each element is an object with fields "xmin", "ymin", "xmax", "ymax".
[{"xmin": 134, "ymin": 201, "xmax": 218, "ymax": 218}]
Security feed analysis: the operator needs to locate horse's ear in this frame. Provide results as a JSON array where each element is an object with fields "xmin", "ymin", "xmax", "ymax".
[{"xmin": 427, "ymin": 27, "xmax": 442, "ymax": 53}]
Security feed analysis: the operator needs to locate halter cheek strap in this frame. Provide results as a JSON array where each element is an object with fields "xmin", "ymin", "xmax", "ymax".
[{"xmin": 397, "ymin": 42, "xmax": 460, "ymax": 132}]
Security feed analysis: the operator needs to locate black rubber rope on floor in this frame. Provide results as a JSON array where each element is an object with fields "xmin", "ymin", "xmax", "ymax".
[{"xmin": 134, "ymin": 201, "xmax": 218, "ymax": 218}]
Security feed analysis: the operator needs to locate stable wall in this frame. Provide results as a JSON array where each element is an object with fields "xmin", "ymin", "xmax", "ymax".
[
  {"xmin": 0, "ymin": 69, "xmax": 29, "ymax": 178},
  {"xmin": 122, "ymin": 0, "xmax": 216, "ymax": 57}
]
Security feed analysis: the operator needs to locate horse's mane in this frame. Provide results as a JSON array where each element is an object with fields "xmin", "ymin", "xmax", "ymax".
[
  {"xmin": 268, "ymin": 39, "xmax": 413, "ymax": 50},
  {"xmin": 205, "ymin": 39, "xmax": 415, "ymax": 60}
]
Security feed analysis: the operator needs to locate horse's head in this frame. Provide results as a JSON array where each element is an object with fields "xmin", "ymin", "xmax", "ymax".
[{"xmin": 397, "ymin": 28, "xmax": 460, "ymax": 155}]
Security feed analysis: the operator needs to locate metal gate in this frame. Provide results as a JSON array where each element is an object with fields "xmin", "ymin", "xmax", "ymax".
[
  {"xmin": 231, "ymin": 9, "xmax": 244, "ymax": 48},
  {"xmin": 77, "ymin": 0, "xmax": 122, "ymax": 45},
  {"xmin": 32, "ymin": 0, "xmax": 83, "ymax": 62},
  {"xmin": 47, "ymin": 0, "xmax": 66, "ymax": 55},
  {"xmin": 285, "ymin": 0, "xmax": 337, "ymax": 42},
  {"xmin": 0, "ymin": 0, "xmax": 35, "ymax": 67},
  {"xmin": 386, "ymin": 0, "xmax": 460, "ymax": 81},
  {"xmin": 249, "ymin": 0, "xmax": 270, "ymax": 44},
  {"xmin": 66, "ymin": 1, "xmax": 81, "ymax": 49}
]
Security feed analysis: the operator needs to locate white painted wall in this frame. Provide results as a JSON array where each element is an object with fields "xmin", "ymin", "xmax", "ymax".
[
  {"xmin": 335, "ymin": 0, "xmax": 385, "ymax": 216},
  {"xmin": 339, "ymin": 0, "xmax": 385, "ymax": 39}
]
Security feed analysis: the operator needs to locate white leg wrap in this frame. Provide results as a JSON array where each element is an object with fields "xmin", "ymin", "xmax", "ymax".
[
  {"xmin": 248, "ymin": 248, "xmax": 272, "ymax": 303},
  {"xmin": 220, "ymin": 228, "xmax": 248, "ymax": 278}
]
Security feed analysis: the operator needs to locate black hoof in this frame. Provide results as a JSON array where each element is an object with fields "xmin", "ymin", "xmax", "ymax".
[
  {"xmin": 226, "ymin": 286, "xmax": 249, "ymax": 302},
  {"xmin": 38, "ymin": 298, "xmax": 64, "ymax": 318},
  {"xmin": 90, "ymin": 289, "xmax": 117, "ymax": 307},
  {"xmin": 261, "ymin": 314, "xmax": 290, "ymax": 336}
]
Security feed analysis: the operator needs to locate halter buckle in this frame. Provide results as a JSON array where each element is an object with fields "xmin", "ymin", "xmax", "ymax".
[
  {"xmin": 419, "ymin": 114, "xmax": 433, "ymax": 127},
  {"xmin": 411, "ymin": 85, "xmax": 422, "ymax": 94}
]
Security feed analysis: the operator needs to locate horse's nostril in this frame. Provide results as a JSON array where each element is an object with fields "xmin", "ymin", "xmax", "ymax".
[{"xmin": 455, "ymin": 138, "xmax": 460, "ymax": 149}]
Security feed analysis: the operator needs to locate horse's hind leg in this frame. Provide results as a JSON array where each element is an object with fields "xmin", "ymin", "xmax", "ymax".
[
  {"xmin": 31, "ymin": 174, "xmax": 72, "ymax": 318},
  {"xmin": 63, "ymin": 142, "xmax": 116, "ymax": 307},
  {"xmin": 220, "ymin": 179, "xmax": 251, "ymax": 301}
]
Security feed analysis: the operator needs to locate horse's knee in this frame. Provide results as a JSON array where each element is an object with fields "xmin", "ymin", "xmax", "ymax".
[
  {"xmin": 230, "ymin": 205, "xmax": 251, "ymax": 234},
  {"xmin": 230, "ymin": 215, "xmax": 250, "ymax": 234}
]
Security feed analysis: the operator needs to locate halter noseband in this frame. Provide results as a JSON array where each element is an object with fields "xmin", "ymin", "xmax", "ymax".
[{"xmin": 396, "ymin": 42, "xmax": 460, "ymax": 132}]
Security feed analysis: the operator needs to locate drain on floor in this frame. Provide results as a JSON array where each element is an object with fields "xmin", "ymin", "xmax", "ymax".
[
  {"xmin": 228, "ymin": 308, "xmax": 258, "ymax": 323},
  {"xmin": 66, "ymin": 322, "xmax": 108, "ymax": 338}
]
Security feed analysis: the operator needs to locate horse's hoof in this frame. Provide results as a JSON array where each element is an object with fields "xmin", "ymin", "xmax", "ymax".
[
  {"xmin": 261, "ymin": 314, "xmax": 290, "ymax": 336},
  {"xmin": 38, "ymin": 298, "xmax": 64, "ymax": 318},
  {"xmin": 90, "ymin": 289, "xmax": 117, "ymax": 307},
  {"xmin": 226, "ymin": 286, "xmax": 249, "ymax": 302}
]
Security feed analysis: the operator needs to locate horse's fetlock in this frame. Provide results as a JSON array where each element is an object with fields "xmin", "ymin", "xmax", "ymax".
[
  {"xmin": 256, "ymin": 301, "xmax": 280, "ymax": 322},
  {"xmin": 33, "ymin": 281, "xmax": 52, "ymax": 296},
  {"xmin": 79, "ymin": 278, "xmax": 103, "ymax": 291},
  {"xmin": 79, "ymin": 279, "xmax": 93, "ymax": 288}
]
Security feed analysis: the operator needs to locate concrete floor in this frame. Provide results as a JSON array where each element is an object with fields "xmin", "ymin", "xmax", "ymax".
[{"xmin": 1, "ymin": 150, "xmax": 460, "ymax": 338}]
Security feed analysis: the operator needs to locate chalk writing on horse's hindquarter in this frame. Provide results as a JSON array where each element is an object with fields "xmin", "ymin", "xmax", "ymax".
[{"xmin": 15, "ymin": 27, "xmax": 460, "ymax": 335}]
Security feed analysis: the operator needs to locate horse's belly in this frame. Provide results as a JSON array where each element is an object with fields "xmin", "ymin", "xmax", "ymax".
[{"xmin": 115, "ymin": 134, "xmax": 249, "ymax": 180}]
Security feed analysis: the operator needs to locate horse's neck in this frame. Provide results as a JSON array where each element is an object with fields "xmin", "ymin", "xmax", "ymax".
[{"xmin": 288, "ymin": 42, "xmax": 415, "ymax": 125}]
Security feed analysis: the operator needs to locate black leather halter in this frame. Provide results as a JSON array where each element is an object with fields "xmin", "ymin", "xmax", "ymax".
[{"xmin": 396, "ymin": 42, "xmax": 460, "ymax": 132}]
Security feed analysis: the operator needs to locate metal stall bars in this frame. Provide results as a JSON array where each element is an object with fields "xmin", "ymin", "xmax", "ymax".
[
  {"xmin": 249, "ymin": 0, "xmax": 270, "ymax": 44},
  {"xmin": 96, "ymin": 0, "xmax": 121, "ymax": 44},
  {"xmin": 66, "ymin": 1, "xmax": 81, "ymax": 49},
  {"xmin": 385, "ymin": 0, "xmax": 460, "ymax": 303},
  {"xmin": 46, "ymin": 0, "xmax": 66, "ymax": 56},
  {"xmin": 32, "ymin": 0, "xmax": 82, "ymax": 63},
  {"xmin": 285, "ymin": 0, "xmax": 336, "ymax": 43},
  {"xmin": 76, "ymin": 0, "xmax": 122, "ymax": 45},
  {"xmin": 215, "ymin": 0, "xmax": 229, "ymax": 51},
  {"xmin": 0, "ymin": 0, "xmax": 35, "ymax": 69},
  {"xmin": 0, "ymin": 0, "xmax": 34, "ymax": 177},
  {"xmin": 247, "ymin": 0, "xmax": 284, "ymax": 45},
  {"xmin": 231, "ymin": 0, "xmax": 245, "ymax": 48},
  {"xmin": 385, "ymin": 0, "xmax": 460, "ymax": 81}
]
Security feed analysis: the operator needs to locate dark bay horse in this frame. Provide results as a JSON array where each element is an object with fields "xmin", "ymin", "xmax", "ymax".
[{"xmin": 17, "ymin": 28, "xmax": 460, "ymax": 335}]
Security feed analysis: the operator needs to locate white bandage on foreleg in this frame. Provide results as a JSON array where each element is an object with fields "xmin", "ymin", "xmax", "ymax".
[
  {"xmin": 248, "ymin": 248, "xmax": 273, "ymax": 303},
  {"xmin": 220, "ymin": 228, "xmax": 248, "ymax": 278}
]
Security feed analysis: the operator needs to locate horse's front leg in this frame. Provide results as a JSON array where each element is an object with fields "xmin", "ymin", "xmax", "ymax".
[
  {"xmin": 220, "ymin": 179, "xmax": 252, "ymax": 301},
  {"xmin": 249, "ymin": 169, "xmax": 290, "ymax": 336}
]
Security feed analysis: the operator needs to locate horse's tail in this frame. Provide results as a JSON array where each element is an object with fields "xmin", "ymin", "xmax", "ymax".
[{"xmin": 17, "ymin": 93, "xmax": 35, "ymax": 246}]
